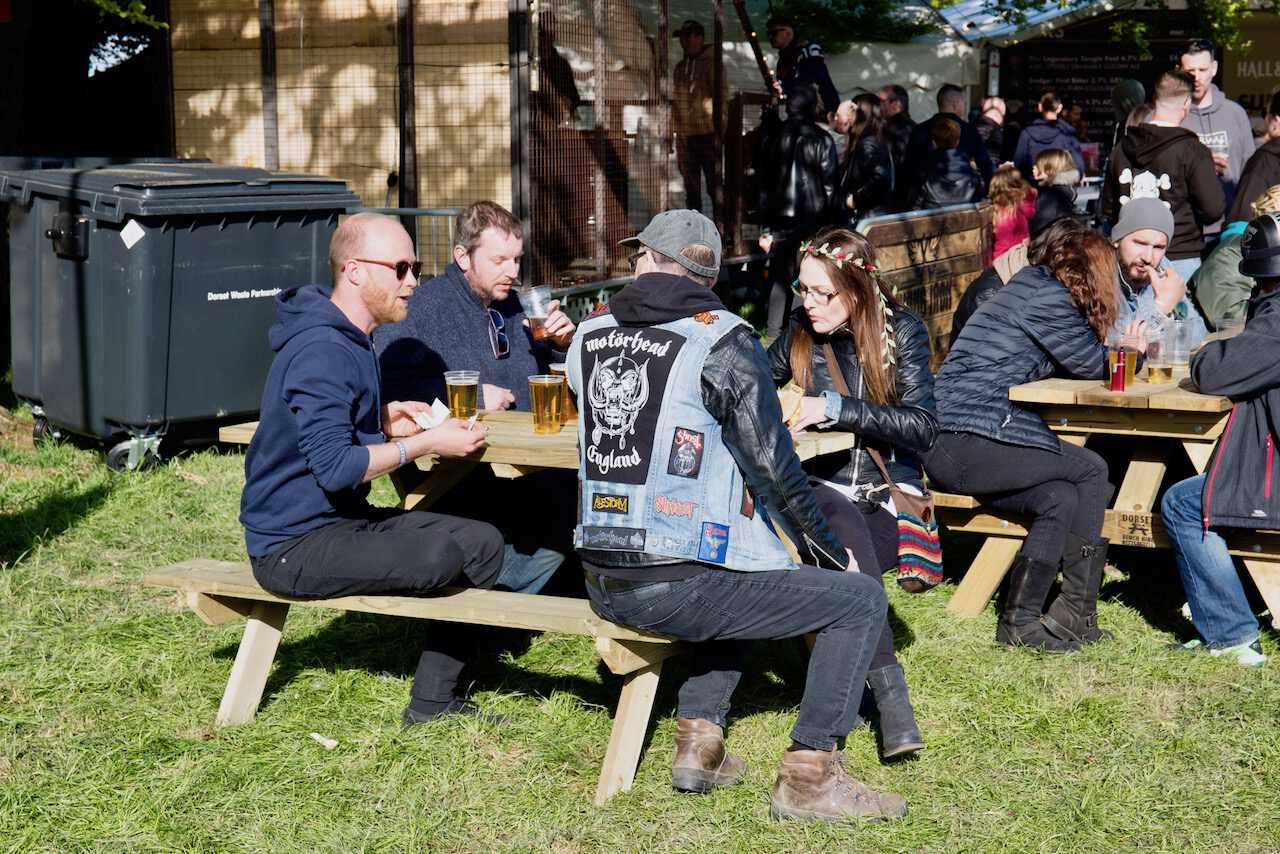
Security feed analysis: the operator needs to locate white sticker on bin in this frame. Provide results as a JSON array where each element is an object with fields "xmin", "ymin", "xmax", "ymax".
[{"xmin": 120, "ymin": 220, "xmax": 146, "ymax": 250}]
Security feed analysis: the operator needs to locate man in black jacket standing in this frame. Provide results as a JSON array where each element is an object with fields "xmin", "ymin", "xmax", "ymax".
[
  {"xmin": 899, "ymin": 84, "xmax": 993, "ymax": 210},
  {"xmin": 1100, "ymin": 71, "xmax": 1225, "ymax": 280},
  {"xmin": 568, "ymin": 209, "xmax": 904, "ymax": 822},
  {"xmin": 1160, "ymin": 213, "xmax": 1280, "ymax": 667}
]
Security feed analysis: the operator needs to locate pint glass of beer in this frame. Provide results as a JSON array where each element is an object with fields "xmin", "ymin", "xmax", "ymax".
[
  {"xmin": 549, "ymin": 363, "xmax": 576, "ymax": 421},
  {"xmin": 1145, "ymin": 334, "xmax": 1172, "ymax": 383},
  {"xmin": 443, "ymin": 370, "xmax": 479, "ymax": 419},
  {"xmin": 517, "ymin": 285, "xmax": 554, "ymax": 341},
  {"xmin": 528, "ymin": 375, "xmax": 564, "ymax": 433}
]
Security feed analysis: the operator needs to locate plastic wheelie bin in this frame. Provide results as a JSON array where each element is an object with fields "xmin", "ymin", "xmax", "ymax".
[{"xmin": 1, "ymin": 162, "xmax": 360, "ymax": 469}]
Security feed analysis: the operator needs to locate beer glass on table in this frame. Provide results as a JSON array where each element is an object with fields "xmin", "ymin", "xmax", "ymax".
[
  {"xmin": 444, "ymin": 370, "xmax": 479, "ymax": 419},
  {"xmin": 549, "ymin": 363, "xmax": 576, "ymax": 421},
  {"xmin": 528, "ymin": 375, "xmax": 564, "ymax": 434},
  {"xmin": 1104, "ymin": 330, "xmax": 1137, "ymax": 391},
  {"xmin": 517, "ymin": 285, "xmax": 554, "ymax": 341},
  {"xmin": 1145, "ymin": 330, "xmax": 1172, "ymax": 384}
]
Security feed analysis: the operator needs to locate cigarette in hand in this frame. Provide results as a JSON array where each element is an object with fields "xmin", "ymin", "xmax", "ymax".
[{"xmin": 466, "ymin": 413, "xmax": 479, "ymax": 431}]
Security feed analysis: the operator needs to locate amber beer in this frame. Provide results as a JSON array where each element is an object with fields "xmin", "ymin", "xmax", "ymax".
[
  {"xmin": 529, "ymin": 375, "xmax": 564, "ymax": 434},
  {"xmin": 549, "ymin": 363, "xmax": 576, "ymax": 421},
  {"xmin": 527, "ymin": 314, "xmax": 550, "ymax": 341},
  {"xmin": 443, "ymin": 370, "xmax": 479, "ymax": 419},
  {"xmin": 1147, "ymin": 364, "xmax": 1174, "ymax": 383}
]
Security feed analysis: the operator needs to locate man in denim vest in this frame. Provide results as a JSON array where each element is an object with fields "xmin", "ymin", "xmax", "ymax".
[{"xmin": 567, "ymin": 210, "xmax": 904, "ymax": 822}]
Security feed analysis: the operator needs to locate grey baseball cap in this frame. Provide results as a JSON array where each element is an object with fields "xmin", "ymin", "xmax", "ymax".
[{"xmin": 619, "ymin": 209, "xmax": 722, "ymax": 278}]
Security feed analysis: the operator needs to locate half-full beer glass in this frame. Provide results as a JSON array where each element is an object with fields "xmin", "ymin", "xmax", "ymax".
[
  {"xmin": 444, "ymin": 370, "xmax": 479, "ymax": 419},
  {"xmin": 528, "ymin": 375, "xmax": 564, "ymax": 434},
  {"xmin": 517, "ymin": 285, "xmax": 554, "ymax": 341},
  {"xmin": 549, "ymin": 363, "xmax": 576, "ymax": 421}
]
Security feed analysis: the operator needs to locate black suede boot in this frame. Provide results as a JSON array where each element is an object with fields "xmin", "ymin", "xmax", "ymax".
[
  {"xmin": 1042, "ymin": 535, "xmax": 1113, "ymax": 644},
  {"xmin": 866, "ymin": 664, "xmax": 925, "ymax": 759},
  {"xmin": 996, "ymin": 553, "xmax": 1080, "ymax": 652}
]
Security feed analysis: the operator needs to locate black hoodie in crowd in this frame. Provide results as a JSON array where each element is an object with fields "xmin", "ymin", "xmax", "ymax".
[
  {"xmin": 1101, "ymin": 124, "xmax": 1225, "ymax": 260},
  {"xmin": 1227, "ymin": 138, "xmax": 1280, "ymax": 224}
]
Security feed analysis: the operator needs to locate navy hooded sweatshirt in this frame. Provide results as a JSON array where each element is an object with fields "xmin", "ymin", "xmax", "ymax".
[{"xmin": 240, "ymin": 285, "xmax": 384, "ymax": 557}]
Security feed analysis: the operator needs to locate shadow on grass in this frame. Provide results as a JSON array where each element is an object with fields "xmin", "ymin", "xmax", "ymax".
[{"xmin": 0, "ymin": 483, "xmax": 111, "ymax": 567}]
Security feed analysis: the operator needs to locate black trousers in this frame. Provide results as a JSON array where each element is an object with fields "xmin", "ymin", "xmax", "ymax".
[
  {"xmin": 583, "ymin": 560, "xmax": 886, "ymax": 752},
  {"xmin": 251, "ymin": 509, "xmax": 505, "ymax": 709},
  {"xmin": 924, "ymin": 431, "xmax": 1114, "ymax": 565},
  {"xmin": 812, "ymin": 481, "xmax": 901, "ymax": 671},
  {"xmin": 677, "ymin": 132, "xmax": 720, "ymax": 219}
]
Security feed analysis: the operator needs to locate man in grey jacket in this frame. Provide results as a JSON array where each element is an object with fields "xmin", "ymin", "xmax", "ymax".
[{"xmin": 1179, "ymin": 38, "xmax": 1256, "ymax": 240}]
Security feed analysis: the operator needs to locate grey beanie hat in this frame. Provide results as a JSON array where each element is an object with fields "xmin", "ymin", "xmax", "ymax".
[{"xmin": 1112, "ymin": 197, "xmax": 1175, "ymax": 243}]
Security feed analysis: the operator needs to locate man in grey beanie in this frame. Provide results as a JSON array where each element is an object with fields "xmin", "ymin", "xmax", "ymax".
[{"xmin": 1111, "ymin": 196, "xmax": 1209, "ymax": 344}]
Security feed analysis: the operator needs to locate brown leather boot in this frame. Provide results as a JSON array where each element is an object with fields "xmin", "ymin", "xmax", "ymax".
[
  {"xmin": 670, "ymin": 718, "xmax": 747, "ymax": 793},
  {"xmin": 769, "ymin": 749, "xmax": 908, "ymax": 822}
]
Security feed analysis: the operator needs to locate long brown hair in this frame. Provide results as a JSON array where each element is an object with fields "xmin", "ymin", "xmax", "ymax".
[
  {"xmin": 1032, "ymin": 220, "xmax": 1118, "ymax": 339},
  {"xmin": 788, "ymin": 228, "xmax": 903, "ymax": 405},
  {"xmin": 844, "ymin": 93, "xmax": 885, "ymax": 161}
]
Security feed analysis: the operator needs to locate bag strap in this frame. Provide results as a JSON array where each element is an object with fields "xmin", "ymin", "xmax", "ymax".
[{"xmin": 823, "ymin": 340, "xmax": 897, "ymax": 489}]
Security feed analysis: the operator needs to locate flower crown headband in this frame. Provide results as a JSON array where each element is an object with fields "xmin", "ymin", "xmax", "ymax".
[{"xmin": 798, "ymin": 240, "xmax": 897, "ymax": 368}]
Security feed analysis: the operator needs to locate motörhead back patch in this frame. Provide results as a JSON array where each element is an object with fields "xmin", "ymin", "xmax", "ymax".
[{"xmin": 581, "ymin": 326, "xmax": 685, "ymax": 485}]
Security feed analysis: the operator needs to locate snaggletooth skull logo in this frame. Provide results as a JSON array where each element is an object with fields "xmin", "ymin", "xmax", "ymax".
[{"xmin": 587, "ymin": 354, "xmax": 650, "ymax": 448}]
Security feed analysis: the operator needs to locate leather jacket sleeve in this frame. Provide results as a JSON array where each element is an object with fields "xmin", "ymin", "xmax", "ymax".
[
  {"xmin": 831, "ymin": 312, "xmax": 939, "ymax": 451},
  {"xmin": 766, "ymin": 318, "xmax": 797, "ymax": 385},
  {"xmin": 702, "ymin": 326, "xmax": 847, "ymax": 570}
]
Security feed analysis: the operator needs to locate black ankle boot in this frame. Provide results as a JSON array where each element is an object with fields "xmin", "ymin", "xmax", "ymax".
[
  {"xmin": 866, "ymin": 664, "xmax": 925, "ymax": 759},
  {"xmin": 996, "ymin": 553, "xmax": 1081, "ymax": 652},
  {"xmin": 1042, "ymin": 535, "xmax": 1113, "ymax": 644}
]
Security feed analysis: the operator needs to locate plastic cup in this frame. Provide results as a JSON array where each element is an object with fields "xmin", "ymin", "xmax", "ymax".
[
  {"xmin": 517, "ymin": 285, "xmax": 554, "ymax": 341},
  {"xmin": 443, "ymin": 370, "xmax": 479, "ymax": 419},
  {"xmin": 528, "ymin": 375, "xmax": 564, "ymax": 434},
  {"xmin": 549, "ymin": 363, "xmax": 576, "ymax": 422}
]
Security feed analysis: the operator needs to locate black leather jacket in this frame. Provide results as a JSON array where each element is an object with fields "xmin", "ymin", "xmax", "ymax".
[
  {"xmin": 580, "ymin": 277, "xmax": 848, "ymax": 572},
  {"xmin": 838, "ymin": 134, "xmax": 894, "ymax": 224},
  {"xmin": 767, "ymin": 308, "xmax": 938, "ymax": 492},
  {"xmin": 756, "ymin": 116, "xmax": 838, "ymax": 235}
]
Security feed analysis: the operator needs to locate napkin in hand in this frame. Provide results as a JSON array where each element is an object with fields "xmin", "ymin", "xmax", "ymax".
[{"xmin": 412, "ymin": 399, "xmax": 452, "ymax": 431}]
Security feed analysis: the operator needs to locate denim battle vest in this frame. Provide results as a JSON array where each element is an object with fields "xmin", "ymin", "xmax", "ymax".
[{"xmin": 567, "ymin": 309, "xmax": 798, "ymax": 572}]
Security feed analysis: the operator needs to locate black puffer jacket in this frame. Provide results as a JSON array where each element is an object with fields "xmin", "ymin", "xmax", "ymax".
[
  {"xmin": 935, "ymin": 264, "xmax": 1108, "ymax": 451},
  {"xmin": 756, "ymin": 115, "xmax": 839, "ymax": 235},
  {"xmin": 579, "ymin": 273, "xmax": 848, "ymax": 572},
  {"xmin": 1195, "ymin": 288, "xmax": 1280, "ymax": 529},
  {"xmin": 768, "ymin": 307, "xmax": 937, "ymax": 491},
  {"xmin": 1227, "ymin": 139, "xmax": 1280, "ymax": 224},
  {"xmin": 837, "ymin": 133, "xmax": 895, "ymax": 223},
  {"xmin": 911, "ymin": 149, "xmax": 986, "ymax": 210}
]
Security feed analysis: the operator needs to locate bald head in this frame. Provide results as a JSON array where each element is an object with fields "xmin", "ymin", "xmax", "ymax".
[{"xmin": 329, "ymin": 212, "xmax": 408, "ymax": 285}]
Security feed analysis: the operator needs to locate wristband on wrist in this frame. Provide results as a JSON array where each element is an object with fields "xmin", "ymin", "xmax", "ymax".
[{"xmin": 395, "ymin": 440, "xmax": 407, "ymax": 467}]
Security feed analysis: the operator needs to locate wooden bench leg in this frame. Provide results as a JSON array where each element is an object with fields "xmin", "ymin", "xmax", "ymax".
[
  {"xmin": 594, "ymin": 660, "xmax": 663, "ymax": 806},
  {"xmin": 1243, "ymin": 559, "xmax": 1280, "ymax": 631},
  {"xmin": 947, "ymin": 536, "xmax": 1022, "ymax": 617},
  {"xmin": 216, "ymin": 601, "xmax": 290, "ymax": 727}
]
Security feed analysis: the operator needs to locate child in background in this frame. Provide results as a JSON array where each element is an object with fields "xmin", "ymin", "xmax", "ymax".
[
  {"xmin": 990, "ymin": 165, "xmax": 1038, "ymax": 259},
  {"xmin": 1033, "ymin": 147, "xmax": 1081, "ymax": 190}
]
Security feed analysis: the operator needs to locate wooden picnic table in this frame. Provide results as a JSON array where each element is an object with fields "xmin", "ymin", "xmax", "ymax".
[{"xmin": 943, "ymin": 376, "xmax": 1280, "ymax": 627}]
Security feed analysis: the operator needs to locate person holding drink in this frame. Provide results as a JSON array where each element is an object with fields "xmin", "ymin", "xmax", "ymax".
[
  {"xmin": 767, "ymin": 227, "xmax": 937, "ymax": 759},
  {"xmin": 926, "ymin": 219, "xmax": 1137, "ymax": 651},
  {"xmin": 376, "ymin": 200, "xmax": 578, "ymax": 592}
]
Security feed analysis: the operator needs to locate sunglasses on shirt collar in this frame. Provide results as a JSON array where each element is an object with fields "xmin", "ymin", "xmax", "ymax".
[{"xmin": 488, "ymin": 308, "xmax": 510, "ymax": 359}]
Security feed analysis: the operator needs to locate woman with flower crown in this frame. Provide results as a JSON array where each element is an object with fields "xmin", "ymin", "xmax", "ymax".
[{"xmin": 766, "ymin": 226, "xmax": 938, "ymax": 759}]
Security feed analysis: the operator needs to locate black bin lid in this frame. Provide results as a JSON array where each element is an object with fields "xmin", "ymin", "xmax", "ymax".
[{"xmin": 0, "ymin": 162, "xmax": 361, "ymax": 223}]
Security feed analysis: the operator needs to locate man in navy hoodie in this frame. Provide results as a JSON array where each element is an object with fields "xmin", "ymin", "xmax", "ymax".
[{"xmin": 241, "ymin": 212, "xmax": 521, "ymax": 726}]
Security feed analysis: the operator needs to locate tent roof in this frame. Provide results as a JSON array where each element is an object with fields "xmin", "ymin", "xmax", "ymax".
[{"xmin": 938, "ymin": 0, "xmax": 1138, "ymax": 45}]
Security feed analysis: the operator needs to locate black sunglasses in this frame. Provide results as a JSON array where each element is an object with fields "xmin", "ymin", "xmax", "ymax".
[
  {"xmin": 354, "ymin": 257, "xmax": 423, "ymax": 280},
  {"xmin": 488, "ymin": 308, "xmax": 510, "ymax": 359},
  {"xmin": 627, "ymin": 249, "xmax": 647, "ymax": 273}
]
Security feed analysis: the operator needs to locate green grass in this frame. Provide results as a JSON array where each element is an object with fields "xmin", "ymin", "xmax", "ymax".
[{"xmin": 2, "ymin": 401, "xmax": 1280, "ymax": 853}]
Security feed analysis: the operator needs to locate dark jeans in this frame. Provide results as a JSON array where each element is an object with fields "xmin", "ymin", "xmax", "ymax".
[
  {"xmin": 924, "ymin": 431, "xmax": 1114, "ymax": 564},
  {"xmin": 812, "ymin": 482, "xmax": 900, "ymax": 671},
  {"xmin": 766, "ymin": 237, "xmax": 799, "ymax": 342},
  {"xmin": 678, "ymin": 133, "xmax": 720, "ymax": 218},
  {"xmin": 251, "ymin": 509, "xmax": 505, "ymax": 709},
  {"xmin": 583, "ymin": 561, "xmax": 887, "ymax": 751}
]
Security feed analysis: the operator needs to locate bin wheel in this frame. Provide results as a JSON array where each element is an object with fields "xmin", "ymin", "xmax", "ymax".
[
  {"xmin": 105, "ymin": 439, "xmax": 160, "ymax": 472},
  {"xmin": 32, "ymin": 416, "xmax": 61, "ymax": 444}
]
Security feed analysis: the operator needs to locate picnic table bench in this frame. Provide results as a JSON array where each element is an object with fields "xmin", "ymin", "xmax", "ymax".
[{"xmin": 144, "ymin": 558, "xmax": 679, "ymax": 806}]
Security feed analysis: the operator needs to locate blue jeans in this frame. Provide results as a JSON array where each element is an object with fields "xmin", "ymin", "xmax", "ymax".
[
  {"xmin": 1161, "ymin": 475, "xmax": 1259, "ymax": 648},
  {"xmin": 495, "ymin": 545, "xmax": 563, "ymax": 594},
  {"xmin": 1167, "ymin": 256, "xmax": 1203, "ymax": 281},
  {"xmin": 583, "ymin": 563, "xmax": 887, "ymax": 751}
]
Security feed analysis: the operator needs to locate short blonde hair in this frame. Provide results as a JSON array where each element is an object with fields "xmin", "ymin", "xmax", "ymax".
[
  {"xmin": 1035, "ymin": 148, "xmax": 1077, "ymax": 185},
  {"xmin": 1252, "ymin": 183, "xmax": 1280, "ymax": 217}
]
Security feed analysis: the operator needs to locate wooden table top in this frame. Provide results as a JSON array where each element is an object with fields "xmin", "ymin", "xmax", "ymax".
[
  {"xmin": 413, "ymin": 410, "xmax": 857, "ymax": 472},
  {"xmin": 1009, "ymin": 378, "xmax": 1231, "ymax": 413}
]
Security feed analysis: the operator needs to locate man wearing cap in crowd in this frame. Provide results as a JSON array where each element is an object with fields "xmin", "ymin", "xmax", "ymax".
[
  {"xmin": 567, "ymin": 209, "xmax": 905, "ymax": 822},
  {"xmin": 673, "ymin": 19, "xmax": 729, "ymax": 221},
  {"xmin": 1160, "ymin": 212, "xmax": 1280, "ymax": 668},
  {"xmin": 1110, "ymin": 196, "xmax": 1209, "ymax": 344},
  {"xmin": 767, "ymin": 14, "xmax": 839, "ymax": 119}
]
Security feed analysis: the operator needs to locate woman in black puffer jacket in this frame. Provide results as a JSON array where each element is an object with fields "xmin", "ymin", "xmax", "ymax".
[
  {"xmin": 927, "ymin": 218, "xmax": 1142, "ymax": 652},
  {"xmin": 768, "ymin": 227, "xmax": 937, "ymax": 759},
  {"xmin": 835, "ymin": 93, "xmax": 895, "ymax": 225}
]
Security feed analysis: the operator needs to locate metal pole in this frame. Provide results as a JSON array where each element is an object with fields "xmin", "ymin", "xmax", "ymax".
[
  {"xmin": 657, "ymin": 0, "xmax": 670, "ymax": 213},
  {"xmin": 508, "ymin": 0, "xmax": 532, "ymax": 285},
  {"xmin": 397, "ymin": 0, "xmax": 419, "ymax": 244},
  {"xmin": 730, "ymin": 0, "xmax": 776, "ymax": 95},
  {"xmin": 258, "ymin": 0, "xmax": 280, "ymax": 170},
  {"xmin": 713, "ymin": 0, "xmax": 725, "ymax": 234},
  {"xmin": 592, "ymin": 0, "xmax": 606, "ymax": 276}
]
